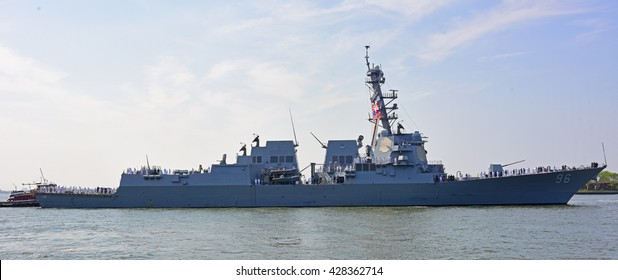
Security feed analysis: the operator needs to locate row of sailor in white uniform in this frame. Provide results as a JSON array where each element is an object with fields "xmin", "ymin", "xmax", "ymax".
[
  {"xmin": 38, "ymin": 185, "xmax": 117, "ymax": 195},
  {"xmin": 478, "ymin": 166, "xmax": 567, "ymax": 179},
  {"xmin": 124, "ymin": 167, "xmax": 209, "ymax": 175},
  {"xmin": 321, "ymin": 165, "xmax": 356, "ymax": 173}
]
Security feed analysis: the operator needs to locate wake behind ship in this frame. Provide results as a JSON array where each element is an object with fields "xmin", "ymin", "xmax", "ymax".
[{"xmin": 36, "ymin": 47, "xmax": 605, "ymax": 208}]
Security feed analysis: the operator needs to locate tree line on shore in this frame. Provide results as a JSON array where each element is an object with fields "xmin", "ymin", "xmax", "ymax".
[{"xmin": 581, "ymin": 170, "xmax": 618, "ymax": 191}]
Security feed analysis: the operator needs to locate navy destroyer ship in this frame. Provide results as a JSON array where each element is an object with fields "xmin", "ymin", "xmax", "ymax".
[{"xmin": 36, "ymin": 47, "xmax": 605, "ymax": 208}]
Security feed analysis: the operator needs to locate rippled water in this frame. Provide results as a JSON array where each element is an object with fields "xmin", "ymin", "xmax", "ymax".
[{"xmin": 0, "ymin": 193, "xmax": 616, "ymax": 259}]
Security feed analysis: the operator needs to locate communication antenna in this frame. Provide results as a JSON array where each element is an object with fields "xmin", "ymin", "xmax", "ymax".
[
  {"xmin": 365, "ymin": 45, "xmax": 371, "ymax": 71},
  {"xmin": 39, "ymin": 168, "xmax": 46, "ymax": 183},
  {"xmin": 310, "ymin": 132, "xmax": 327, "ymax": 149},
  {"xmin": 602, "ymin": 142, "xmax": 607, "ymax": 166},
  {"xmin": 146, "ymin": 154, "xmax": 151, "ymax": 170},
  {"xmin": 502, "ymin": 160, "xmax": 525, "ymax": 168},
  {"xmin": 289, "ymin": 108, "xmax": 299, "ymax": 147}
]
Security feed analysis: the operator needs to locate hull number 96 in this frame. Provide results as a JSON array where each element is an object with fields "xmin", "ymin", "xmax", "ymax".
[{"xmin": 556, "ymin": 174, "xmax": 571, "ymax": 184}]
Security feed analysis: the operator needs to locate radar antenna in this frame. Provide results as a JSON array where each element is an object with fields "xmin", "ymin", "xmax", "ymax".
[
  {"xmin": 239, "ymin": 142, "xmax": 247, "ymax": 156},
  {"xmin": 252, "ymin": 133, "xmax": 260, "ymax": 147}
]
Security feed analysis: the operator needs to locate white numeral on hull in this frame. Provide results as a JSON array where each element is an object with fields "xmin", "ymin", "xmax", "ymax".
[{"xmin": 556, "ymin": 174, "xmax": 571, "ymax": 184}]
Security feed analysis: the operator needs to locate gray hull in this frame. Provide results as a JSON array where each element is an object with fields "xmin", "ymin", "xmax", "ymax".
[{"xmin": 35, "ymin": 167, "xmax": 603, "ymax": 208}]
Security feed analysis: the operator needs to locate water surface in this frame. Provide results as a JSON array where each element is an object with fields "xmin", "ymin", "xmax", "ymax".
[{"xmin": 1, "ymin": 193, "xmax": 616, "ymax": 259}]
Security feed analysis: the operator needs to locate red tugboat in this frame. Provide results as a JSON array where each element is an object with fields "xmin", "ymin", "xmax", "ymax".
[
  {"xmin": 1, "ymin": 170, "xmax": 55, "ymax": 207},
  {"xmin": 1, "ymin": 189, "xmax": 40, "ymax": 207}
]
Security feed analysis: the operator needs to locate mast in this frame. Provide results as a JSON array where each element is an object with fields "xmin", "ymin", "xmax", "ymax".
[
  {"xmin": 365, "ymin": 46, "xmax": 398, "ymax": 143},
  {"xmin": 289, "ymin": 108, "xmax": 299, "ymax": 147}
]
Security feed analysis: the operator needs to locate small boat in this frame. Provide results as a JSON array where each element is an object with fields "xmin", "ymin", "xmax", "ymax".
[
  {"xmin": 0, "ymin": 189, "xmax": 40, "ymax": 207},
  {"xmin": 1, "ymin": 170, "xmax": 56, "ymax": 207}
]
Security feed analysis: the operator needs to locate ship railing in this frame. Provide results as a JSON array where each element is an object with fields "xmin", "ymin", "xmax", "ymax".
[
  {"xmin": 386, "ymin": 112, "xmax": 398, "ymax": 120},
  {"xmin": 457, "ymin": 162, "xmax": 603, "ymax": 181},
  {"xmin": 317, "ymin": 172, "xmax": 333, "ymax": 184},
  {"xmin": 323, "ymin": 163, "xmax": 357, "ymax": 173},
  {"xmin": 428, "ymin": 160, "xmax": 443, "ymax": 165},
  {"xmin": 365, "ymin": 78, "xmax": 378, "ymax": 84},
  {"xmin": 382, "ymin": 91, "xmax": 398, "ymax": 99},
  {"xmin": 396, "ymin": 141, "xmax": 424, "ymax": 146}
]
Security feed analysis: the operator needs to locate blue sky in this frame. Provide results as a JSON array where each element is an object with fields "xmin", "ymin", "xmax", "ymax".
[{"xmin": 1, "ymin": 0, "xmax": 616, "ymax": 189}]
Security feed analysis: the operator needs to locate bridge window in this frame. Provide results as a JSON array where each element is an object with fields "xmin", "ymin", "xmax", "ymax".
[
  {"xmin": 346, "ymin": 156, "xmax": 353, "ymax": 164},
  {"xmin": 334, "ymin": 155, "xmax": 354, "ymax": 164},
  {"xmin": 270, "ymin": 156, "xmax": 278, "ymax": 163},
  {"xmin": 355, "ymin": 163, "xmax": 376, "ymax": 172},
  {"xmin": 285, "ymin": 156, "xmax": 294, "ymax": 163}
]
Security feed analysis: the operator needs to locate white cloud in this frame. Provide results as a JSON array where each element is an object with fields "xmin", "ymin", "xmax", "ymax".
[
  {"xmin": 0, "ymin": 44, "xmax": 67, "ymax": 93},
  {"xmin": 0, "ymin": 45, "xmax": 118, "ymax": 129},
  {"xmin": 418, "ymin": 0, "xmax": 587, "ymax": 61},
  {"xmin": 215, "ymin": 17, "xmax": 274, "ymax": 34},
  {"xmin": 2, "ymin": 1, "xmax": 613, "ymax": 189},
  {"xmin": 226, "ymin": 0, "xmax": 450, "ymax": 28},
  {"xmin": 366, "ymin": 0, "xmax": 452, "ymax": 19},
  {"xmin": 319, "ymin": 0, "xmax": 451, "ymax": 20},
  {"xmin": 143, "ymin": 56, "xmax": 196, "ymax": 110},
  {"xmin": 571, "ymin": 18, "xmax": 613, "ymax": 43},
  {"xmin": 478, "ymin": 51, "xmax": 528, "ymax": 62},
  {"xmin": 205, "ymin": 59, "xmax": 307, "ymax": 100},
  {"xmin": 409, "ymin": 90, "xmax": 435, "ymax": 101}
]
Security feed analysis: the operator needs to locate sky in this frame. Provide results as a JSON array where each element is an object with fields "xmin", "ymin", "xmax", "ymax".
[{"xmin": 1, "ymin": 0, "xmax": 617, "ymax": 189}]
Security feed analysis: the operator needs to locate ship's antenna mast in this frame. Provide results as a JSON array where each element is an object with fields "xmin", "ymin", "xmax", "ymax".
[
  {"xmin": 310, "ymin": 132, "xmax": 327, "ymax": 149},
  {"xmin": 365, "ymin": 45, "xmax": 395, "ymax": 141},
  {"xmin": 602, "ymin": 142, "xmax": 607, "ymax": 166},
  {"xmin": 289, "ymin": 108, "xmax": 299, "ymax": 147},
  {"xmin": 366, "ymin": 46, "xmax": 378, "ymax": 148},
  {"xmin": 146, "ymin": 154, "xmax": 151, "ymax": 171},
  {"xmin": 365, "ymin": 45, "xmax": 371, "ymax": 71},
  {"xmin": 39, "ymin": 168, "xmax": 46, "ymax": 184}
]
